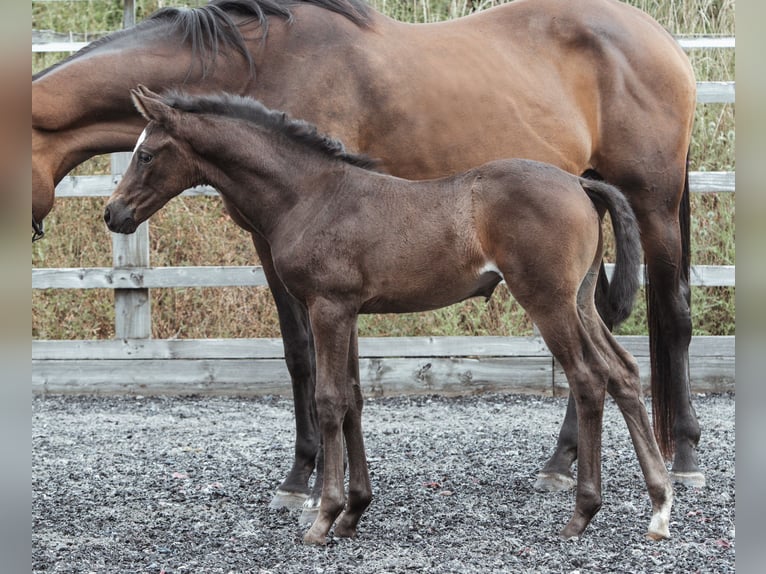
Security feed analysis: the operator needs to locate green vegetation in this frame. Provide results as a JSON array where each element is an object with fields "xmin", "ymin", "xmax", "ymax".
[{"xmin": 32, "ymin": 0, "xmax": 735, "ymax": 340}]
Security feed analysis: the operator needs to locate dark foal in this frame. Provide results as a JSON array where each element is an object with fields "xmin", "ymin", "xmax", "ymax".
[
  {"xmin": 104, "ymin": 87, "xmax": 672, "ymax": 544},
  {"xmin": 34, "ymin": 1, "xmax": 701, "ymax": 499}
]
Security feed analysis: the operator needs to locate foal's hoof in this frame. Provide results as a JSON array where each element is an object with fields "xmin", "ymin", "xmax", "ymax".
[
  {"xmin": 269, "ymin": 489, "xmax": 308, "ymax": 511},
  {"xmin": 670, "ymin": 470, "xmax": 706, "ymax": 488},
  {"xmin": 646, "ymin": 517, "xmax": 671, "ymax": 541},
  {"xmin": 299, "ymin": 494, "xmax": 321, "ymax": 526},
  {"xmin": 646, "ymin": 528, "xmax": 671, "ymax": 541},
  {"xmin": 534, "ymin": 472, "xmax": 576, "ymax": 492},
  {"xmin": 333, "ymin": 513, "xmax": 359, "ymax": 539},
  {"xmin": 559, "ymin": 524, "xmax": 583, "ymax": 541},
  {"xmin": 646, "ymin": 492, "xmax": 672, "ymax": 540},
  {"xmin": 303, "ymin": 527, "xmax": 329, "ymax": 546}
]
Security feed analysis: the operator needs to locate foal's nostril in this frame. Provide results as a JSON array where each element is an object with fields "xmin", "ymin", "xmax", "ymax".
[{"xmin": 103, "ymin": 206, "xmax": 112, "ymax": 226}]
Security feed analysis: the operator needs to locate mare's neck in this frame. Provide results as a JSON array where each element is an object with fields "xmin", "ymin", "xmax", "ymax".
[{"xmin": 33, "ymin": 30, "xmax": 255, "ymax": 185}]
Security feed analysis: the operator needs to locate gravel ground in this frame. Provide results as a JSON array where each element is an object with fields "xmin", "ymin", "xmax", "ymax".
[{"xmin": 32, "ymin": 392, "xmax": 735, "ymax": 573}]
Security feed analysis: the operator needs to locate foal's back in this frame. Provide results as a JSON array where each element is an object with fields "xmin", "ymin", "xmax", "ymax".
[{"xmin": 285, "ymin": 158, "xmax": 602, "ymax": 316}]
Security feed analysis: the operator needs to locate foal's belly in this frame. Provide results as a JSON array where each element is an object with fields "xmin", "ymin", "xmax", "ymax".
[{"xmin": 359, "ymin": 271, "xmax": 502, "ymax": 314}]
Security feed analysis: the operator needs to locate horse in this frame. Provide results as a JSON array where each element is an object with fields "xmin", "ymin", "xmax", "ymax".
[
  {"xmin": 33, "ymin": 0, "xmax": 701, "ymax": 513},
  {"xmin": 103, "ymin": 86, "xmax": 673, "ymax": 544}
]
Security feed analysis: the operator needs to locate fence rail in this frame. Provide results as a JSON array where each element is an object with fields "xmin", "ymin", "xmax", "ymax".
[
  {"xmin": 32, "ymin": 34, "xmax": 736, "ymax": 53},
  {"xmin": 33, "ymin": 15, "xmax": 736, "ymax": 396},
  {"xmin": 32, "ymin": 335, "xmax": 734, "ymax": 396}
]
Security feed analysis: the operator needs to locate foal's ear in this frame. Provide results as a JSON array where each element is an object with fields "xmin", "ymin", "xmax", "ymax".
[{"xmin": 130, "ymin": 84, "xmax": 173, "ymax": 124}]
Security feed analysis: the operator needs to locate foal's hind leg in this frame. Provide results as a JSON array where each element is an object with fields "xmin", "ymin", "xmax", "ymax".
[
  {"xmin": 535, "ymin": 265, "xmax": 610, "ymax": 493},
  {"xmin": 596, "ymin": 325, "xmax": 673, "ymax": 539},
  {"xmin": 531, "ymin": 310, "xmax": 609, "ymax": 538}
]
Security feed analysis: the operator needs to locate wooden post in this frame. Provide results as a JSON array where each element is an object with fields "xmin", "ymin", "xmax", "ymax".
[
  {"xmin": 111, "ymin": 154, "xmax": 151, "ymax": 340},
  {"xmin": 111, "ymin": 0, "xmax": 150, "ymax": 340},
  {"xmin": 123, "ymin": 0, "xmax": 135, "ymax": 28}
]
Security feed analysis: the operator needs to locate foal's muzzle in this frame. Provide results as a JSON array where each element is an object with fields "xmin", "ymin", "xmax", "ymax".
[{"xmin": 103, "ymin": 200, "xmax": 138, "ymax": 234}]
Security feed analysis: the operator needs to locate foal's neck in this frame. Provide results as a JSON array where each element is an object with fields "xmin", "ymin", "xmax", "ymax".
[{"xmin": 197, "ymin": 122, "xmax": 352, "ymax": 238}]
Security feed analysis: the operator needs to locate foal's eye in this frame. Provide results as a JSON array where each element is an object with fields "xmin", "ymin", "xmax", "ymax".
[{"xmin": 138, "ymin": 151, "xmax": 153, "ymax": 165}]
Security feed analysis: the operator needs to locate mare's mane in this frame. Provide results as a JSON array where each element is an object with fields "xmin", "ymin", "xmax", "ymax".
[
  {"xmin": 163, "ymin": 90, "xmax": 379, "ymax": 170},
  {"xmin": 33, "ymin": 0, "xmax": 372, "ymax": 81}
]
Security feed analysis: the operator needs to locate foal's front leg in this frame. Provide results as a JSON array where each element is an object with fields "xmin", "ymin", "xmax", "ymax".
[
  {"xmin": 303, "ymin": 299, "xmax": 357, "ymax": 545},
  {"xmin": 334, "ymin": 326, "xmax": 373, "ymax": 538}
]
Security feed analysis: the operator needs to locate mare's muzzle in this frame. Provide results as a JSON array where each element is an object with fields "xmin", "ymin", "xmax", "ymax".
[
  {"xmin": 32, "ymin": 217, "xmax": 45, "ymax": 242},
  {"xmin": 104, "ymin": 200, "xmax": 138, "ymax": 234}
]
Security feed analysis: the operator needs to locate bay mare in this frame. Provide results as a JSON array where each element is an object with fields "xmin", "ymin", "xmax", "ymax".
[
  {"xmin": 104, "ymin": 87, "xmax": 672, "ymax": 544},
  {"xmin": 33, "ymin": 0, "xmax": 701, "ymax": 508}
]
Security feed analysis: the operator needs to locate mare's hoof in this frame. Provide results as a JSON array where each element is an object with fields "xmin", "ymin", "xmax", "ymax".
[
  {"xmin": 269, "ymin": 489, "xmax": 308, "ymax": 511},
  {"xmin": 299, "ymin": 494, "xmax": 321, "ymax": 526},
  {"xmin": 670, "ymin": 470, "xmax": 706, "ymax": 488},
  {"xmin": 534, "ymin": 471, "xmax": 576, "ymax": 492}
]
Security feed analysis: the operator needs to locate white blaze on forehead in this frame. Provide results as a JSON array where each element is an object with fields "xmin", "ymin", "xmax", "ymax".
[{"xmin": 132, "ymin": 127, "xmax": 149, "ymax": 155}]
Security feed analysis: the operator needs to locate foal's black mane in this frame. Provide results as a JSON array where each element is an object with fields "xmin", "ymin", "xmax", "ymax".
[
  {"xmin": 33, "ymin": 0, "xmax": 372, "ymax": 81},
  {"xmin": 164, "ymin": 90, "xmax": 379, "ymax": 170}
]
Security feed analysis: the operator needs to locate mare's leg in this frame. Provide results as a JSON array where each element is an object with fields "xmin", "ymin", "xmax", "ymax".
[
  {"xmin": 535, "ymin": 264, "xmax": 611, "ymax": 492},
  {"xmin": 303, "ymin": 299, "xmax": 356, "ymax": 545},
  {"xmin": 334, "ymin": 326, "xmax": 373, "ymax": 538},
  {"xmin": 604, "ymin": 161, "xmax": 701, "ymax": 486},
  {"xmin": 641, "ymin": 211, "xmax": 702, "ymax": 486},
  {"xmin": 250, "ymin": 235, "xmax": 321, "ymax": 508}
]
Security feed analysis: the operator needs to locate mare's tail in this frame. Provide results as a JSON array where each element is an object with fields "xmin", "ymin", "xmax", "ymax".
[{"xmin": 580, "ymin": 178, "xmax": 642, "ymax": 328}]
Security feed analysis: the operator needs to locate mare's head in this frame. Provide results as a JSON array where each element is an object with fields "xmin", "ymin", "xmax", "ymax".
[{"xmin": 103, "ymin": 86, "xmax": 199, "ymax": 234}]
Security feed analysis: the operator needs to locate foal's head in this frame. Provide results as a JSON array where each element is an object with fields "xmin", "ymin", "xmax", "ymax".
[
  {"xmin": 104, "ymin": 84, "xmax": 378, "ymax": 234},
  {"xmin": 104, "ymin": 85, "xmax": 200, "ymax": 234}
]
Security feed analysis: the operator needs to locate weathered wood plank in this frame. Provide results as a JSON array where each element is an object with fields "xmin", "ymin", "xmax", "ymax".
[
  {"xmin": 31, "ymin": 357, "xmax": 556, "ymax": 396},
  {"xmin": 32, "ymin": 336, "xmax": 734, "ymax": 396},
  {"xmin": 552, "ymin": 356, "xmax": 735, "ymax": 397},
  {"xmin": 32, "ymin": 266, "xmax": 270, "ymax": 289},
  {"xmin": 676, "ymin": 36, "xmax": 735, "ymax": 49},
  {"xmin": 696, "ymin": 81, "xmax": 735, "ymax": 104},
  {"xmin": 552, "ymin": 336, "xmax": 735, "ymax": 396},
  {"xmin": 688, "ymin": 171, "xmax": 735, "ymax": 193},
  {"xmin": 31, "ymin": 335, "xmax": 734, "ymax": 361},
  {"xmin": 31, "ymin": 336, "xmax": 552, "ymax": 360}
]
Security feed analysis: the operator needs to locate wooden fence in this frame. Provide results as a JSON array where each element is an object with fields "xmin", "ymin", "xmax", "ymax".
[{"xmin": 32, "ymin": 5, "xmax": 735, "ymax": 397}]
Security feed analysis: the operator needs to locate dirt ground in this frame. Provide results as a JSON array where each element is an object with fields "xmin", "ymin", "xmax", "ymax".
[{"xmin": 32, "ymin": 392, "xmax": 734, "ymax": 573}]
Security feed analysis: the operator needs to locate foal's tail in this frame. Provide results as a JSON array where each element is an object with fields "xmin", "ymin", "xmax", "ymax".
[{"xmin": 580, "ymin": 179, "xmax": 642, "ymax": 328}]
